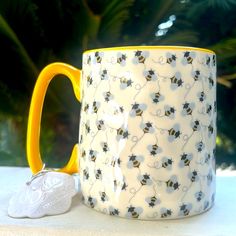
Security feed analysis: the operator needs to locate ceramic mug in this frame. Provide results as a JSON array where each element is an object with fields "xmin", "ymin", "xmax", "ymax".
[{"xmin": 27, "ymin": 46, "xmax": 216, "ymax": 220}]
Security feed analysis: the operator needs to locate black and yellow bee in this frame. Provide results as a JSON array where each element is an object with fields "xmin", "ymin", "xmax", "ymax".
[
  {"xmin": 193, "ymin": 70, "xmax": 201, "ymax": 81},
  {"xmin": 182, "ymin": 102, "xmax": 195, "ymax": 116},
  {"xmin": 130, "ymin": 103, "xmax": 147, "ymax": 117},
  {"xmin": 205, "ymin": 153, "xmax": 211, "ymax": 164},
  {"xmin": 145, "ymin": 69, "xmax": 156, "ymax": 81},
  {"xmin": 179, "ymin": 203, "xmax": 192, "ymax": 216},
  {"xmin": 151, "ymin": 92, "xmax": 164, "ymax": 103},
  {"xmin": 195, "ymin": 191, "xmax": 204, "ymax": 202},
  {"xmin": 119, "ymin": 106, "xmax": 124, "ymax": 113},
  {"xmin": 162, "ymin": 157, "xmax": 173, "ymax": 169},
  {"xmin": 109, "ymin": 207, "xmax": 120, "ymax": 216},
  {"xmin": 212, "ymin": 55, "xmax": 216, "ymax": 66},
  {"xmin": 83, "ymin": 168, "xmax": 89, "ymax": 180},
  {"xmin": 145, "ymin": 196, "xmax": 160, "ymax": 208},
  {"xmin": 88, "ymin": 196, "xmax": 97, "ymax": 208},
  {"xmin": 208, "ymin": 76, "xmax": 214, "ymax": 88},
  {"xmin": 149, "ymin": 196, "xmax": 157, "ymax": 207},
  {"xmin": 127, "ymin": 206, "xmax": 143, "ymax": 219},
  {"xmin": 192, "ymin": 120, "xmax": 200, "ymax": 131},
  {"xmin": 196, "ymin": 141, "xmax": 205, "ymax": 152},
  {"xmin": 83, "ymin": 103, "xmax": 89, "ymax": 112},
  {"xmin": 127, "ymin": 154, "xmax": 144, "ymax": 168},
  {"xmin": 121, "ymin": 181, "xmax": 128, "ymax": 191},
  {"xmin": 164, "ymin": 105, "xmax": 175, "ymax": 119},
  {"xmin": 95, "ymin": 169, "xmax": 102, "ymax": 180},
  {"xmin": 96, "ymin": 120, "xmax": 105, "ymax": 130},
  {"xmin": 166, "ymin": 176, "xmax": 180, "ymax": 192},
  {"xmin": 141, "ymin": 122, "xmax": 154, "ymax": 134},
  {"xmin": 166, "ymin": 53, "xmax": 177, "ymax": 65},
  {"xmin": 94, "ymin": 51, "xmax": 103, "ymax": 63},
  {"xmin": 183, "ymin": 51, "xmax": 195, "ymax": 64},
  {"xmin": 170, "ymin": 73, "xmax": 184, "ymax": 89},
  {"xmin": 117, "ymin": 53, "xmax": 127, "ymax": 65},
  {"xmin": 101, "ymin": 142, "xmax": 109, "ymax": 153},
  {"xmin": 116, "ymin": 127, "xmax": 129, "ymax": 139},
  {"xmin": 89, "ymin": 149, "xmax": 97, "ymax": 162},
  {"xmin": 104, "ymin": 91, "xmax": 113, "ymax": 102},
  {"xmin": 138, "ymin": 173, "xmax": 152, "ymax": 186},
  {"xmin": 81, "ymin": 149, "xmax": 86, "ymax": 158},
  {"xmin": 147, "ymin": 143, "xmax": 162, "ymax": 156},
  {"xmin": 87, "ymin": 55, "xmax": 91, "ymax": 64},
  {"xmin": 120, "ymin": 77, "xmax": 133, "ymax": 89},
  {"xmin": 180, "ymin": 153, "xmax": 193, "ymax": 167},
  {"xmin": 79, "ymin": 134, "xmax": 83, "ymax": 144},
  {"xmin": 206, "ymin": 55, "xmax": 211, "ymax": 66},
  {"xmin": 206, "ymin": 104, "xmax": 212, "ymax": 115},
  {"xmin": 85, "ymin": 121, "xmax": 90, "ymax": 134},
  {"xmin": 111, "ymin": 157, "xmax": 121, "ymax": 167},
  {"xmin": 161, "ymin": 208, "xmax": 172, "ymax": 218},
  {"xmin": 86, "ymin": 75, "xmax": 93, "ymax": 85},
  {"xmin": 198, "ymin": 91, "xmax": 206, "ymax": 102},
  {"xmin": 208, "ymin": 124, "xmax": 214, "ymax": 136},
  {"xmin": 134, "ymin": 50, "xmax": 146, "ymax": 63},
  {"xmin": 168, "ymin": 124, "xmax": 181, "ymax": 142},
  {"xmin": 92, "ymin": 101, "xmax": 100, "ymax": 113},
  {"xmin": 101, "ymin": 69, "xmax": 108, "ymax": 80},
  {"xmin": 188, "ymin": 170, "xmax": 199, "ymax": 182},
  {"xmin": 100, "ymin": 191, "xmax": 108, "ymax": 202}
]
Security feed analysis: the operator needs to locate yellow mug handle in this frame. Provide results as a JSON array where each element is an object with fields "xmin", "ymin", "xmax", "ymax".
[{"xmin": 27, "ymin": 62, "xmax": 81, "ymax": 174}]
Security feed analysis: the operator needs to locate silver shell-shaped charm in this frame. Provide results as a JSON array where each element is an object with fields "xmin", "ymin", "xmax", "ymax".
[{"xmin": 8, "ymin": 171, "xmax": 77, "ymax": 218}]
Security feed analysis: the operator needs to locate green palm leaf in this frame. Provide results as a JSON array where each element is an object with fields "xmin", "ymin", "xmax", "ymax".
[{"xmin": 0, "ymin": 14, "xmax": 38, "ymax": 77}]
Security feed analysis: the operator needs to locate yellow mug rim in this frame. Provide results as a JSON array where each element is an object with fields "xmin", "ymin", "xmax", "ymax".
[{"xmin": 84, "ymin": 45, "xmax": 215, "ymax": 55}]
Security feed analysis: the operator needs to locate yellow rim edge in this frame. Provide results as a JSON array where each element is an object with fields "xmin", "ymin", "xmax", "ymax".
[{"xmin": 84, "ymin": 46, "xmax": 215, "ymax": 55}]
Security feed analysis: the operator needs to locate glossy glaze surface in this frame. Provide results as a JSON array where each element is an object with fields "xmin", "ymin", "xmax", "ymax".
[{"xmin": 79, "ymin": 48, "xmax": 216, "ymax": 219}]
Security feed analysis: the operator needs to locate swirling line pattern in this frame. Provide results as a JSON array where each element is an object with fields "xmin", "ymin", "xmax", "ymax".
[{"xmin": 79, "ymin": 48, "xmax": 216, "ymax": 220}]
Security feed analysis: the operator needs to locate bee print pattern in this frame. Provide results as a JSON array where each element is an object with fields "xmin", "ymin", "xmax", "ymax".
[
  {"xmin": 161, "ymin": 157, "xmax": 173, "ymax": 170},
  {"xmin": 182, "ymin": 51, "xmax": 196, "ymax": 65},
  {"xmin": 127, "ymin": 154, "xmax": 144, "ymax": 168},
  {"xmin": 119, "ymin": 77, "xmax": 133, "ymax": 89},
  {"xmin": 150, "ymin": 92, "xmax": 164, "ymax": 104},
  {"xmin": 94, "ymin": 51, "xmax": 104, "ymax": 64},
  {"xmin": 109, "ymin": 206, "xmax": 120, "ymax": 216},
  {"xmin": 179, "ymin": 203, "xmax": 192, "ymax": 216},
  {"xmin": 126, "ymin": 206, "xmax": 143, "ymax": 218},
  {"xmin": 164, "ymin": 105, "xmax": 175, "ymax": 119},
  {"xmin": 117, "ymin": 52, "xmax": 127, "ymax": 66},
  {"xmin": 179, "ymin": 153, "xmax": 193, "ymax": 167},
  {"xmin": 147, "ymin": 144, "xmax": 162, "ymax": 156},
  {"xmin": 133, "ymin": 50, "xmax": 149, "ymax": 64},
  {"xmin": 170, "ymin": 72, "xmax": 184, "ymax": 90},
  {"xmin": 80, "ymin": 49, "xmax": 216, "ymax": 220},
  {"xmin": 168, "ymin": 124, "xmax": 181, "ymax": 142},
  {"xmin": 145, "ymin": 196, "xmax": 161, "ymax": 207},
  {"xmin": 166, "ymin": 52, "xmax": 177, "ymax": 66},
  {"xmin": 166, "ymin": 175, "xmax": 180, "ymax": 193},
  {"xmin": 161, "ymin": 208, "xmax": 172, "ymax": 218},
  {"xmin": 143, "ymin": 69, "xmax": 157, "ymax": 81},
  {"xmin": 130, "ymin": 103, "xmax": 147, "ymax": 117}
]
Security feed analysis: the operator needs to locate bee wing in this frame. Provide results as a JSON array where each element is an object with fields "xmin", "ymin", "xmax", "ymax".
[
  {"xmin": 132, "ymin": 57, "xmax": 139, "ymax": 64},
  {"xmin": 137, "ymin": 155, "xmax": 144, "ymax": 162},
  {"xmin": 142, "ymin": 51, "xmax": 149, "ymax": 57},
  {"xmin": 190, "ymin": 51, "xmax": 196, "ymax": 58}
]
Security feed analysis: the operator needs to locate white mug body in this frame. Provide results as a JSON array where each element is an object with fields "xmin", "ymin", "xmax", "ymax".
[{"xmin": 79, "ymin": 46, "xmax": 216, "ymax": 220}]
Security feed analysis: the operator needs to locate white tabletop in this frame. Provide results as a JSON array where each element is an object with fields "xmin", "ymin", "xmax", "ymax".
[{"xmin": 0, "ymin": 167, "xmax": 235, "ymax": 236}]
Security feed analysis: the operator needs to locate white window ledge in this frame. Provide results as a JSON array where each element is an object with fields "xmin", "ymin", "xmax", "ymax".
[{"xmin": 0, "ymin": 167, "xmax": 235, "ymax": 236}]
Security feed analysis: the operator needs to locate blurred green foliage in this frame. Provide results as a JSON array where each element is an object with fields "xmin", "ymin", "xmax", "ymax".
[{"xmin": 0, "ymin": 0, "xmax": 236, "ymax": 168}]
